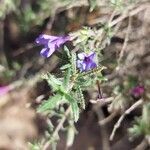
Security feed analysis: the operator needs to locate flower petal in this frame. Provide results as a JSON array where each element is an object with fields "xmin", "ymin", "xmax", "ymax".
[
  {"xmin": 90, "ymin": 61, "xmax": 97, "ymax": 69},
  {"xmin": 131, "ymin": 86, "xmax": 144, "ymax": 98},
  {"xmin": 36, "ymin": 34, "xmax": 71, "ymax": 58},
  {"xmin": 82, "ymin": 62, "xmax": 87, "ymax": 71},
  {"xmin": 85, "ymin": 61, "xmax": 92, "ymax": 71},
  {"xmin": 88, "ymin": 52, "xmax": 96, "ymax": 60},
  {"xmin": 77, "ymin": 60, "xmax": 86, "ymax": 72},
  {"xmin": 0, "ymin": 86, "xmax": 10, "ymax": 96},
  {"xmin": 40, "ymin": 48, "xmax": 50, "ymax": 57},
  {"xmin": 40, "ymin": 45, "xmax": 55, "ymax": 58},
  {"xmin": 78, "ymin": 53, "xmax": 86, "ymax": 60},
  {"xmin": 55, "ymin": 36, "xmax": 70, "ymax": 48},
  {"xmin": 36, "ymin": 34, "xmax": 58, "ymax": 45}
]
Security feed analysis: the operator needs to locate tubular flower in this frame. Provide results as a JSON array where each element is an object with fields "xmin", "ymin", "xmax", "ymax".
[
  {"xmin": 77, "ymin": 52, "xmax": 97, "ymax": 72},
  {"xmin": 131, "ymin": 85, "xmax": 144, "ymax": 99},
  {"xmin": 36, "ymin": 34, "xmax": 71, "ymax": 57}
]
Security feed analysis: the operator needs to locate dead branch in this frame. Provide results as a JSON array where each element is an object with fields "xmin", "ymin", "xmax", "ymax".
[{"xmin": 110, "ymin": 99, "xmax": 143, "ymax": 141}]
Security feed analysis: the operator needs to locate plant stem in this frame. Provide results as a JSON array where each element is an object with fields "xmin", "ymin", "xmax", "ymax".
[
  {"xmin": 110, "ymin": 99, "xmax": 143, "ymax": 141},
  {"xmin": 43, "ymin": 106, "xmax": 71, "ymax": 150}
]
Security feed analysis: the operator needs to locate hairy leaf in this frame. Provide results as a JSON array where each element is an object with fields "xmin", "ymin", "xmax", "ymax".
[
  {"xmin": 67, "ymin": 125, "xmax": 75, "ymax": 147},
  {"xmin": 64, "ymin": 93, "xmax": 79, "ymax": 122},
  {"xmin": 64, "ymin": 46, "xmax": 71, "ymax": 58},
  {"xmin": 37, "ymin": 94, "xmax": 62, "ymax": 112},
  {"xmin": 71, "ymin": 52, "xmax": 77, "ymax": 74},
  {"xmin": 60, "ymin": 64, "xmax": 71, "ymax": 70},
  {"xmin": 42, "ymin": 73, "xmax": 62, "ymax": 91},
  {"xmin": 76, "ymin": 86, "xmax": 85, "ymax": 109},
  {"xmin": 62, "ymin": 68, "xmax": 71, "ymax": 90}
]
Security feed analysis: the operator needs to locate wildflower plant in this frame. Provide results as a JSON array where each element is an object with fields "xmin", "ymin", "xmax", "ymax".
[
  {"xmin": 31, "ymin": 1, "xmax": 150, "ymax": 149},
  {"xmin": 35, "ymin": 28, "xmax": 107, "ymax": 149},
  {"xmin": 1, "ymin": 0, "xmax": 149, "ymax": 149}
]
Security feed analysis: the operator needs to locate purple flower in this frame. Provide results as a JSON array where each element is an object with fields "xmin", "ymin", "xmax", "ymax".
[
  {"xmin": 131, "ymin": 85, "xmax": 144, "ymax": 98},
  {"xmin": 77, "ymin": 52, "xmax": 97, "ymax": 72},
  {"xmin": 36, "ymin": 34, "xmax": 71, "ymax": 57},
  {"xmin": 0, "ymin": 86, "xmax": 10, "ymax": 96}
]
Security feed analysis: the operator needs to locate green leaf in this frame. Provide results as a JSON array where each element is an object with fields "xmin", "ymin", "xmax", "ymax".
[
  {"xmin": 129, "ymin": 117, "xmax": 144, "ymax": 138},
  {"xmin": 76, "ymin": 86, "xmax": 85, "ymax": 109},
  {"xmin": 42, "ymin": 73, "xmax": 62, "ymax": 91},
  {"xmin": 62, "ymin": 68, "xmax": 71, "ymax": 90},
  {"xmin": 77, "ymin": 77, "xmax": 92, "ymax": 87},
  {"xmin": 129, "ymin": 124, "xmax": 142, "ymax": 137},
  {"xmin": 127, "ymin": 76, "xmax": 138, "ymax": 88},
  {"xmin": 64, "ymin": 46, "xmax": 71, "ymax": 58},
  {"xmin": 88, "ymin": 0, "xmax": 97, "ymax": 12},
  {"xmin": 60, "ymin": 64, "xmax": 71, "ymax": 70},
  {"xmin": 48, "ymin": 74, "xmax": 62, "ymax": 86},
  {"xmin": 97, "ymin": 75, "xmax": 108, "ymax": 81},
  {"xmin": 66, "ymin": 125, "xmax": 75, "ymax": 147},
  {"xmin": 28, "ymin": 142, "xmax": 40, "ymax": 150},
  {"xmin": 71, "ymin": 52, "xmax": 77, "ymax": 74},
  {"xmin": 37, "ymin": 94, "xmax": 62, "ymax": 112},
  {"xmin": 64, "ymin": 93, "xmax": 79, "ymax": 122}
]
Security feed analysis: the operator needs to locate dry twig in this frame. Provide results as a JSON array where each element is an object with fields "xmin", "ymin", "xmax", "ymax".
[
  {"xmin": 118, "ymin": 16, "xmax": 132, "ymax": 63},
  {"xmin": 110, "ymin": 99, "xmax": 143, "ymax": 141},
  {"xmin": 90, "ymin": 97, "xmax": 113, "ymax": 106},
  {"xmin": 99, "ymin": 111, "xmax": 118, "ymax": 126},
  {"xmin": 110, "ymin": 4, "xmax": 149, "ymax": 27}
]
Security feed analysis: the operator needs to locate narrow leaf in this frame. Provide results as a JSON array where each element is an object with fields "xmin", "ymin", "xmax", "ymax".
[
  {"xmin": 71, "ymin": 52, "xmax": 77, "ymax": 74},
  {"xmin": 66, "ymin": 126, "xmax": 75, "ymax": 147},
  {"xmin": 64, "ymin": 93, "xmax": 79, "ymax": 122},
  {"xmin": 42, "ymin": 73, "xmax": 62, "ymax": 91},
  {"xmin": 64, "ymin": 46, "xmax": 71, "ymax": 58},
  {"xmin": 76, "ymin": 86, "xmax": 85, "ymax": 109},
  {"xmin": 60, "ymin": 64, "xmax": 71, "ymax": 70},
  {"xmin": 62, "ymin": 68, "xmax": 71, "ymax": 90},
  {"xmin": 37, "ymin": 94, "xmax": 62, "ymax": 112}
]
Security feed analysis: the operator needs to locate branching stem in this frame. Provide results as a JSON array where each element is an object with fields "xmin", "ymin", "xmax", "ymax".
[{"xmin": 110, "ymin": 99, "xmax": 143, "ymax": 141}]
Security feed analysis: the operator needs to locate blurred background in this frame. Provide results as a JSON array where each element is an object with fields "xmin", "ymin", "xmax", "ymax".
[{"xmin": 0, "ymin": 0, "xmax": 150, "ymax": 150}]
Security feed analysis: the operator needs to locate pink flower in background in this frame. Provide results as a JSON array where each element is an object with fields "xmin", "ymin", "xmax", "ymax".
[
  {"xmin": 0, "ymin": 86, "xmax": 11, "ymax": 96},
  {"xmin": 131, "ymin": 85, "xmax": 144, "ymax": 98}
]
